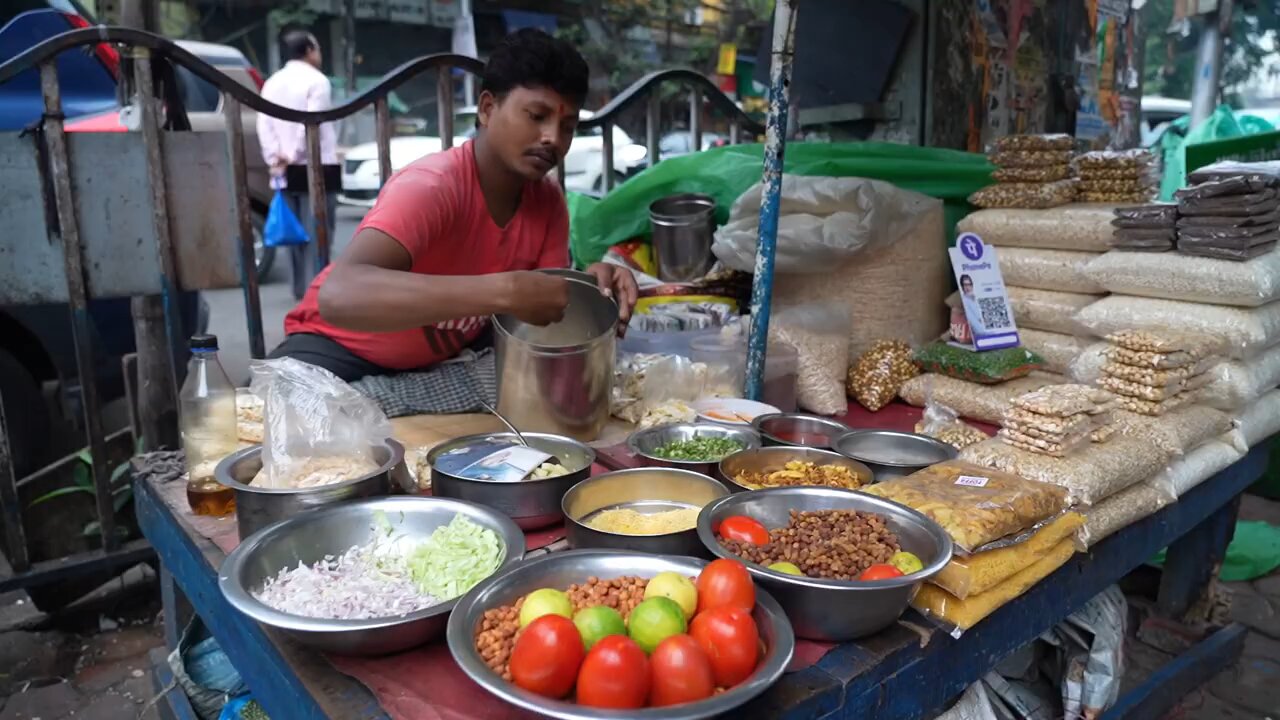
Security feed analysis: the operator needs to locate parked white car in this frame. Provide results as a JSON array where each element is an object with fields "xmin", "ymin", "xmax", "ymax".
[{"xmin": 340, "ymin": 107, "xmax": 646, "ymax": 205}]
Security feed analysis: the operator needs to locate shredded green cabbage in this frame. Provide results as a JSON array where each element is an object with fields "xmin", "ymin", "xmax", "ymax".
[{"xmin": 407, "ymin": 515, "xmax": 505, "ymax": 600}]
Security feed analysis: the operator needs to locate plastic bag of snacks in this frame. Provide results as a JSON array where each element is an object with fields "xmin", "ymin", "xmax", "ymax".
[
  {"xmin": 991, "ymin": 165, "xmax": 1072, "ymax": 183},
  {"xmin": 612, "ymin": 353, "xmax": 706, "ymax": 425},
  {"xmin": 1198, "ymin": 344, "xmax": 1280, "ymax": 410},
  {"xmin": 960, "ymin": 435, "xmax": 1168, "ymax": 505},
  {"xmin": 1233, "ymin": 389, "xmax": 1280, "ymax": 448},
  {"xmin": 914, "ymin": 396, "xmax": 990, "ymax": 450},
  {"xmin": 1074, "ymin": 296, "xmax": 1280, "ymax": 360},
  {"xmin": 846, "ymin": 339, "xmax": 918, "ymax": 412},
  {"xmin": 913, "ymin": 538, "xmax": 1076, "ymax": 635},
  {"xmin": 1019, "ymin": 329, "xmax": 1088, "ymax": 375},
  {"xmin": 956, "ymin": 206, "xmax": 1118, "ymax": 253},
  {"xmin": 1114, "ymin": 406, "xmax": 1232, "ymax": 458},
  {"xmin": 898, "ymin": 373, "xmax": 1062, "ymax": 425},
  {"xmin": 862, "ymin": 460, "xmax": 1069, "ymax": 553},
  {"xmin": 989, "ymin": 150, "xmax": 1075, "ymax": 168},
  {"xmin": 1068, "ymin": 342, "xmax": 1110, "ymax": 384},
  {"xmin": 1077, "ymin": 480, "xmax": 1174, "ymax": 550},
  {"xmin": 768, "ymin": 304, "xmax": 850, "ymax": 416},
  {"xmin": 929, "ymin": 512, "xmax": 1083, "ymax": 599},
  {"xmin": 913, "ymin": 342, "xmax": 1044, "ymax": 384},
  {"xmin": 989, "ymin": 133, "xmax": 1075, "ymax": 152},
  {"xmin": 969, "ymin": 179, "xmax": 1078, "ymax": 210},
  {"xmin": 948, "ymin": 287, "xmax": 1100, "ymax": 335},
  {"xmin": 1083, "ymin": 249, "xmax": 1280, "ymax": 308},
  {"xmin": 1164, "ymin": 442, "xmax": 1244, "ymax": 498},
  {"xmin": 997, "ymin": 248, "xmax": 1106, "ymax": 294}
]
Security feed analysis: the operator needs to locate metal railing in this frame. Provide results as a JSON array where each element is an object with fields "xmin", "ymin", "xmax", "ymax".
[{"xmin": 0, "ymin": 26, "xmax": 762, "ymax": 593}]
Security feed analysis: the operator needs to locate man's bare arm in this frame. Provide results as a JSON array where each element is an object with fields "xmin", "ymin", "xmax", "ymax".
[{"xmin": 317, "ymin": 227, "xmax": 568, "ymax": 331}]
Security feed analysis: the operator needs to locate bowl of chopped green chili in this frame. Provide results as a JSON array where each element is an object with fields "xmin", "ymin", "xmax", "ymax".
[{"xmin": 628, "ymin": 423, "xmax": 762, "ymax": 475}]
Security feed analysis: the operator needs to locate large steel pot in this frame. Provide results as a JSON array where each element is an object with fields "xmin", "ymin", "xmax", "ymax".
[
  {"xmin": 493, "ymin": 274, "xmax": 616, "ymax": 442},
  {"xmin": 214, "ymin": 439, "xmax": 409, "ymax": 540}
]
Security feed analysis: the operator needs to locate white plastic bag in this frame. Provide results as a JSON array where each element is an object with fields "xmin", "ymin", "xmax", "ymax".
[
  {"xmin": 1083, "ymin": 249, "xmax": 1280, "ymax": 308},
  {"xmin": 611, "ymin": 353, "xmax": 707, "ymax": 424},
  {"xmin": 1232, "ymin": 389, "xmax": 1280, "ymax": 448},
  {"xmin": 1077, "ymin": 478, "xmax": 1175, "ymax": 549},
  {"xmin": 955, "ymin": 205, "xmax": 1118, "ymax": 252},
  {"xmin": 712, "ymin": 176, "xmax": 922, "ymax": 274},
  {"xmin": 1068, "ymin": 342, "xmax": 1111, "ymax": 384},
  {"xmin": 1198, "ymin": 343, "xmax": 1280, "ymax": 410},
  {"xmin": 768, "ymin": 305, "xmax": 850, "ymax": 415},
  {"xmin": 996, "ymin": 248, "xmax": 1106, "ymax": 294},
  {"xmin": 1074, "ymin": 295, "xmax": 1280, "ymax": 360},
  {"xmin": 1163, "ymin": 442, "xmax": 1244, "ymax": 497},
  {"xmin": 250, "ymin": 358, "xmax": 393, "ymax": 489},
  {"xmin": 1114, "ymin": 405, "xmax": 1233, "ymax": 458},
  {"xmin": 1019, "ymin": 329, "xmax": 1089, "ymax": 375}
]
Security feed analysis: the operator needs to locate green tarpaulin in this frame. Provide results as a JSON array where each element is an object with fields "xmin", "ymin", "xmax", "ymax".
[
  {"xmin": 1151, "ymin": 520, "xmax": 1280, "ymax": 582},
  {"xmin": 567, "ymin": 141, "xmax": 994, "ymax": 267}
]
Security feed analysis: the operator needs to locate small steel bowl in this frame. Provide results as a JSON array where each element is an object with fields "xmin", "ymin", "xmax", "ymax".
[
  {"xmin": 215, "ymin": 439, "xmax": 411, "ymax": 540},
  {"xmin": 697, "ymin": 486, "xmax": 952, "ymax": 641},
  {"xmin": 427, "ymin": 432, "xmax": 596, "ymax": 530},
  {"xmin": 447, "ymin": 549, "xmax": 794, "ymax": 720},
  {"xmin": 562, "ymin": 468, "xmax": 729, "ymax": 557},
  {"xmin": 751, "ymin": 413, "xmax": 850, "ymax": 449},
  {"xmin": 717, "ymin": 445, "xmax": 873, "ymax": 492},
  {"xmin": 833, "ymin": 429, "xmax": 958, "ymax": 483},
  {"xmin": 627, "ymin": 422, "xmax": 761, "ymax": 475},
  {"xmin": 219, "ymin": 496, "xmax": 525, "ymax": 656}
]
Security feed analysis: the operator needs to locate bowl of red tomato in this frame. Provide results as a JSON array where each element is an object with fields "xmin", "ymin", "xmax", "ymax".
[{"xmin": 445, "ymin": 550, "xmax": 794, "ymax": 719}]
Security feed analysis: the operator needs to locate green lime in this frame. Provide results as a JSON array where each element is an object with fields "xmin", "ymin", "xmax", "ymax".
[
  {"xmin": 627, "ymin": 597, "xmax": 687, "ymax": 654},
  {"xmin": 518, "ymin": 588, "xmax": 573, "ymax": 628},
  {"xmin": 768, "ymin": 561, "xmax": 805, "ymax": 576},
  {"xmin": 889, "ymin": 551, "xmax": 924, "ymax": 575},
  {"xmin": 573, "ymin": 605, "xmax": 627, "ymax": 650}
]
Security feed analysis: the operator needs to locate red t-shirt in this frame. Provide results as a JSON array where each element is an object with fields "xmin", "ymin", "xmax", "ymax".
[{"xmin": 284, "ymin": 141, "xmax": 571, "ymax": 370}]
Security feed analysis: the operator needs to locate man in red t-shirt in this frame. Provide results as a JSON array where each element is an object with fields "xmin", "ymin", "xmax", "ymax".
[{"xmin": 270, "ymin": 29, "xmax": 637, "ymax": 380}]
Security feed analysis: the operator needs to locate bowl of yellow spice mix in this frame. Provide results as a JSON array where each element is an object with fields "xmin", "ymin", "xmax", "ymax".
[{"xmin": 561, "ymin": 468, "xmax": 730, "ymax": 557}]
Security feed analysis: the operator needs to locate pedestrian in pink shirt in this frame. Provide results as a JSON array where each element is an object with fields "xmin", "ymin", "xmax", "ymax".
[{"xmin": 257, "ymin": 29, "xmax": 341, "ymax": 299}]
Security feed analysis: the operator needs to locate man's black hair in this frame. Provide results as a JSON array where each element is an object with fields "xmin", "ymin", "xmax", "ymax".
[
  {"xmin": 480, "ymin": 28, "xmax": 589, "ymax": 107},
  {"xmin": 280, "ymin": 28, "xmax": 317, "ymax": 64}
]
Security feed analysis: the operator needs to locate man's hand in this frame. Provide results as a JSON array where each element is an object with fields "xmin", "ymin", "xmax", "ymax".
[
  {"xmin": 585, "ymin": 262, "xmax": 639, "ymax": 335},
  {"xmin": 504, "ymin": 271, "xmax": 570, "ymax": 326}
]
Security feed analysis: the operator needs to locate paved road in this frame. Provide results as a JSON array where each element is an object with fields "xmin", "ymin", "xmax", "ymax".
[{"xmin": 207, "ymin": 205, "xmax": 366, "ymax": 385}]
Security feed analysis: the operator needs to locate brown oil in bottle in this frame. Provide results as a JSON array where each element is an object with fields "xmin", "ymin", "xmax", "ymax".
[{"xmin": 186, "ymin": 477, "xmax": 236, "ymax": 516}]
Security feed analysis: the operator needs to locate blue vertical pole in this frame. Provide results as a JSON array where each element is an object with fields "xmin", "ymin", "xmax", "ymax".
[{"xmin": 745, "ymin": 0, "xmax": 799, "ymax": 401}]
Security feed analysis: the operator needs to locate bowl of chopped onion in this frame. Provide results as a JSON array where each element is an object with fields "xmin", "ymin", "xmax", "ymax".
[
  {"xmin": 561, "ymin": 468, "xmax": 730, "ymax": 557},
  {"xmin": 219, "ymin": 495, "xmax": 524, "ymax": 656}
]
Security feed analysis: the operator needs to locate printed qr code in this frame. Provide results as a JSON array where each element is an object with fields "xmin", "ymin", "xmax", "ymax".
[{"xmin": 978, "ymin": 296, "xmax": 1011, "ymax": 328}]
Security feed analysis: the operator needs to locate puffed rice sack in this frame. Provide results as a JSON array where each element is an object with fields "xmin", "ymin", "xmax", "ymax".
[
  {"xmin": 1114, "ymin": 406, "xmax": 1233, "ymax": 458},
  {"xmin": 1232, "ymin": 390, "xmax": 1280, "ymax": 448},
  {"xmin": 1165, "ymin": 441, "xmax": 1245, "ymax": 497},
  {"xmin": 960, "ymin": 435, "xmax": 1167, "ymax": 506},
  {"xmin": 1074, "ymin": 295, "xmax": 1280, "ymax": 360},
  {"xmin": 1197, "ymin": 343, "xmax": 1280, "ymax": 410},
  {"xmin": 1083, "ymin": 248, "xmax": 1280, "ymax": 308},
  {"xmin": 955, "ymin": 205, "xmax": 1118, "ymax": 252},
  {"xmin": 899, "ymin": 373, "xmax": 1063, "ymax": 425},
  {"xmin": 1019, "ymin": 329, "xmax": 1089, "ymax": 375},
  {"xmin": 1068, "ymin": 342, "xmax": 1110, "ymax": 384},
  {"xmin": 996, "ymin": 247, "xmax": 1106, "ymax": 294},
  {"xmin": 1077, "ymin": 478, "xmax": 1174, "ymax": 549}
]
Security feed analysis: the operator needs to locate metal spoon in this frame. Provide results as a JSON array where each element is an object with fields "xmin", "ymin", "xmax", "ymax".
[{"xmin": 477, "ymin": 399, "xmax": 562, "ymax": 466}]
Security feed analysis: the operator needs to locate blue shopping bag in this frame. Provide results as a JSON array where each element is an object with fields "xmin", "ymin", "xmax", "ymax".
[{"xmin": 263, "ymin": 189, "xmax": 308, "ymax": 247}]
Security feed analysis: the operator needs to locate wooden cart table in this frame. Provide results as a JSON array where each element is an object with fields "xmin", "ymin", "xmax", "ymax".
[{"xmin": 138, "ymin": 418, "xmax": 1268, "ymax": 720}]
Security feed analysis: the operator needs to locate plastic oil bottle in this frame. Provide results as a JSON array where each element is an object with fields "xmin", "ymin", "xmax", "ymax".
[{"xmin": 181, "ymin": 334, "xmax": 238, "ymax": 516}]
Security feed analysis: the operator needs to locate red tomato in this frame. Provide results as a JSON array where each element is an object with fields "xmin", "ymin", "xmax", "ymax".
[
  {"xmin": 575, "ymin": 635, "xmax": 651, "ymax": 709},
  {"xmin": 859, "ymin": 564, "xmax": 905, "ymax": 581},
  {"xmin": 696, "ymin": 558, "xmax": 755, "ymax": 613},
  {"xmin": 509, "ymin": 615, "xmax": 585, "ymax": 698},
  {"xmin": 689, "ymin": 606, "xmax": 759, "ymax": 688},
  {"xmin": 718, "ymin": 515, "xmax": 770, "ymax": 545},
  {"xmin": 650, "ymin": 634, "xmax": 716, "ymax": 706}
]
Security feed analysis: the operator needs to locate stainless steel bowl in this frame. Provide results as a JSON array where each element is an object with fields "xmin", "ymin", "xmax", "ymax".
[
  {"xmin": 751, "ymin": 413, "xmax": 850, "ymax": 449},
  {"xmin": 833, "ymin": 429, "xmax": 958, "ymax": 483},
  {"xmin": 697, "ymin": 486, "xmax": 953, "ymax": 641},
  {"xmin": 219, "ymin": 496, "xmax": 524, "ymax": 656},
  {"xmin": 562, "ymin": 468, "xmax": 729, "ymax": 556},
  {"xmin": 627, "ymin": 423, "xmax": 761, "ymax": 475},
  {"xmin": 428, "ymin": 432, "xmax": 596, "ymax": 530},
  {"xmin": 215, "ymin": 439, "xmax": 411, "ymax": 540},
  {"xmin": 717, "ymin": 445, "xmax": 872, "ymax": 492},
  {"xmin": 447, "ymin": 549, "xmax": 794, "ymax": 720}
]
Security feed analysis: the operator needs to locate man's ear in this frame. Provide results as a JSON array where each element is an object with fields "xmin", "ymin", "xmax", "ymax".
[{"xmin": 477, "ymin": 90, "xmax": 497, "ymax": 130}]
